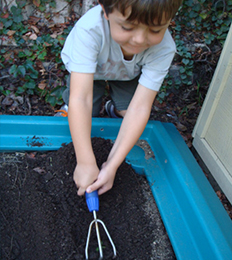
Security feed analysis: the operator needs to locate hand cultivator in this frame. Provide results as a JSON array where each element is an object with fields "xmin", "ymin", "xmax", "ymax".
[{"xmin": 85, "ymin": 190, "xmax": 117, "ymax": 260}]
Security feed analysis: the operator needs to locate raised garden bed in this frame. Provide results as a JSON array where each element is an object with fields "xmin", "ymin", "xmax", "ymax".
[
  {"xmin": 1, "ymin": 115, "xmax": 232, "ymax": 260},
  {"xmin": 0, "ymin": 138, "xmax": 175, "ymax": 260}
]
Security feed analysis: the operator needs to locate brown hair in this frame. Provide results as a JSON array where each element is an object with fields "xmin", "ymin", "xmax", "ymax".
[{"xmin": 98, "ymin": 0, "xmax": 183, "ymax": 25}]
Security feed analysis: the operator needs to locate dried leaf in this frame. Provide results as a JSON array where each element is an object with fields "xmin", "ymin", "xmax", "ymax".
[
  {"xmin": 43, "ymin": 42, "xmax": 52, "ymax": 47},
  {"xmin": 33, "ymin": 0, "xmax": 41, "ymax": 8},
  {"xmin": 7, "ymin": 30, "xmax": 16, "ymax": 36},
  {"xmin": 50, "ymin": 32, "xmax": 57, "ymax": 39},
  {"xmin": 29, "ymin": 33, "xmax": 38, "ymax": 40},
  {"xmin": 187, "ymin": 102, "xmax": 197, "ymax": 110},
  {"xmin": 31, "ymin": 25, "xmax": 40, "ymax": 34},
  {"xmin": 39, "ymin": 67, "xmax": 46, "ymax": 75},
  {"xmin": 26, "ymin": 152, "xmax": 37, "ymax": 159},
  {"xmin": 38, "ymin": 81, "xmax": 47, "ymax": 90},
  {"xmin": 33, "ymin": 167, "xmax": 46, "ymax": 175},
  {"xmin": 28, "ymin": 16, "xmax": 41, "ymax": 25},
  {"xmin": 2, "ymin": 12, "xmax": 9, "ymax": 19},
  {"xmin": 176, "ymin": 122, "xmax": 187, "ymax": 132}
]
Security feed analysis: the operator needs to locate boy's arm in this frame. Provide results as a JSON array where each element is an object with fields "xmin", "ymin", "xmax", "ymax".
[
  {"xmin": 68, "ymin": 72, "xmax": 99, "ymax": 196},
  {"xmin": 87, "ymin": 83, "xmax": 158, "ymax": 195}
]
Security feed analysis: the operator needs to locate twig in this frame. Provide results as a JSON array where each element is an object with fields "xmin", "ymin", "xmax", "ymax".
[
  {"xmin": 213, "ymin": 0, "xmax": 226, "ymax": 18},
  {"xmin": 25, "ymin": 96, "xmax": 31, "ymax": 115},
  {"xmin": 0, "ymin": 75, "xmax": 10, "ymax": 80},
  {"xmin": 13, "ymin": 163, "xmax": 19, "ymax": 187}
]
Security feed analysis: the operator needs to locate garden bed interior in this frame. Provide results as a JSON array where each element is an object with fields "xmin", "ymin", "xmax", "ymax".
[{"xmin": 1, "ymin": 115, "xmax": 232, "ymax": 260}]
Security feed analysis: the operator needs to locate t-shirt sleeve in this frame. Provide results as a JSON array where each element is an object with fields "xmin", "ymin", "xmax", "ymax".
[
  {"xmin": 138, "ymin": 32, "xmax": 176, "ymax": 91},
  {"xmin": 61, "ymin": 25, "xmax": 101, "ymax": 73}
]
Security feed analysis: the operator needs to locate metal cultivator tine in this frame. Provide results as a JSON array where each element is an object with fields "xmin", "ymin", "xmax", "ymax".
[{"xmin": 85, "ymin": 191, "xmax": 117, "ymax": 260}]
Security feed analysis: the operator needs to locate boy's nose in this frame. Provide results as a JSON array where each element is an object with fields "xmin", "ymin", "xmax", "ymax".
[{"xmin": 132, "ymin": 30, "xmax": 147, "ymax": 45}]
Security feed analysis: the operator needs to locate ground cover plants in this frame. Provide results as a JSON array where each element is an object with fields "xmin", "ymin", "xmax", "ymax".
[
  {"xmin": 0, "ymin": 0, "xmax": 231, "ymax": 106},
  {"xmin": 0, "ymin": 0, "xmax": 232, "ymax": 140}
]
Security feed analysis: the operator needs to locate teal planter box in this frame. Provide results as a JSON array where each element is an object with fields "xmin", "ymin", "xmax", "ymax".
[{"xmin": 1, "ymin": 115, "xmax": 232, "ymax": 260}]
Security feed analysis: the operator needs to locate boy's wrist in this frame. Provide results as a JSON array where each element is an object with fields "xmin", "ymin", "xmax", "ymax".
[
  {"xmin": 105, "ymin": 157, "xmax": 121, "ymax": 173},
  {"xmin": 76, "ymin": 156, "xmax": 97, "ymax": 166}
]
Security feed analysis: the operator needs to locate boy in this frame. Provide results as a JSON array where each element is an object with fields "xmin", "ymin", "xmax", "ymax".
[{"xmin": 61, "ymin": 0, "xmax": 182, "ymax": 196}]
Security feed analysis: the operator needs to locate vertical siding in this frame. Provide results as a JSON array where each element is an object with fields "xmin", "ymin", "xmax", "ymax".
[
  {"xmin": 193, "ymin": 23, "xmax": 232, "ymax": 203},
  {"xmin": 205, "ymin": 64, "xmax": 232, "ymax": 175}
]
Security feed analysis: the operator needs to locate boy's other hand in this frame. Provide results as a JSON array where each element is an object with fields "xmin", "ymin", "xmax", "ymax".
[
  {"xmin": 86, "ymin": 162, "xmax": 116, "ymax": 195},
  {"xmin": 73, "ymin": 163, "xmax": 99, "ymax": 196}
]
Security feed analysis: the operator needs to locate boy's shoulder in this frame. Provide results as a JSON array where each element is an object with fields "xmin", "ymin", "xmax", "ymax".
[
  {"xmin": 76, "ymin": 5, "xmax": 103, "ymax": 30},
  {"xmin": 163, "ymin": 29, "xmax": 176, "ymax": 50},
  {"xmin": 144, "ymin": 29, "xmax": 176, "ymax": 57}
]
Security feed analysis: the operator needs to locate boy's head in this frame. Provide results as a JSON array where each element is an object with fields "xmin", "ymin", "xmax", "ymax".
[
  {"xmin": 98, "ymin": 0, "xmax": 183, "ymax": 26},
  {"xmin": 98, "ymin": 0, "xmax": 182, "ymax": 59}
]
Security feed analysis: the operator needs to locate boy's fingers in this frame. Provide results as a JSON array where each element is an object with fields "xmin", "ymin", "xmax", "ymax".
[
  {"xmin": 86, "ymin": 180, "xmax": 103, "ymax": 194},
  {"xmin": 77, "ymin": 187, "xmax": 86, "ymax": 196},
  {"xmin": 98, "ymin": 186, "xmax": 109, "ymax": 195},
  {"xmin": 87, "ymin": 182, "xmax": 111, "ymax": 195}
]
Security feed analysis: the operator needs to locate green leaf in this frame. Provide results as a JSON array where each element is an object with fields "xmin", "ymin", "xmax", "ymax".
[
  {"xmin": 216, "ymin": 29, "xmax": 222, "ymax": 35},
  {"xmin": 3, "ymin": 89, "xmax": 12, "ymax": 96},
  {"xmin": 180, "ymin": 67, "xmax": 186, "ymax": 73},
  {"xmin": 199, "ymin": 13, "xmax": 207, "ymax": 19},
  {"xmin": 45, "ymin": 95, "xmax": 57, "ymax": 107},
  {"xmin": 175, "ymin": 25, "xmax": 182, "ymax": 31},
  {"xmin": 49, "ymin": 1, "xmax": 56, "ymax": 8},
  {"xmin": 158, "ymin": 92, "xmax": 165, "ymax": 100},
  {"xmin": 30, "ymin": 70, "xmax": 39, "ymax": 79},
  {"xmin": 189, "ymin": 10, "xmax": 198, "ymax": 18},
  {"xmin": 181, "ymin": 74, "xmax": 187, "ymax": 79},
  {"xmin": 16, "ymin": 0, "xmax": 27, "ymax": 8},
  {"xmin": 9, "ymin": 64, "xmax": 17, "ymax": 75},
  {"xmin": 182, "ymin": 58, "xmax": 190, "ymax": 65},
  {"xmin": 23, "ymin": 81, "xmax": 36, "ymax": 89},
  {"xmin": 24, "ymin": 60, "xmax": 36, "ymax": 72},
  {"xmin": 10, "ymin": 6, "xmax": 23, "ymax": 23},
  {"xmin": 192, "ymin": 4, "xmax": 201, "ymax": 12},
  {"xmin": 167, "ymin": 80, "xmax": 173, "ymax": 86},
  {"xmin": 24, "ymin": 49, "xmax": 33, "ymax": 56},
  {"xmin": 50, "ymin": 85, "xmax": 64, "ymax": 98},
  {"xmin": 26, "ymin": 89, "xmax": 34, "ymax": 95},
  {"xmin": 37, "ymin": 50, "xmax": 47, "ymax": 60},
  {"xmin": 16, "ymin": 86, "xmax": 26, "ymax": 94},
  {"xmin": 186, "ymin": 70, "xmax": 193, "ymax": 76},
  {"xmin": 18, "ymin": 51, "xmax": 26, "ymax": 58},
  {"xmin": 4, "ymin": 19, "xmax": 13, "ymax": 28},
  {"xmin": 17, "ymin": 65, "xmax": 26, "ymax": 76},
  {"xmin": 38, "ymin": 5, "xmax": 46, "ymax": 12},
  {"xmin": 175, "ymin": 79, "xmax": 181, "ymax": 85}
]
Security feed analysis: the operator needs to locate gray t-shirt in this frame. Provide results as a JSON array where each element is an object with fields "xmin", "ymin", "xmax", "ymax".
[{"xmin": 61, "ymin": 5, "xmax": 176, "ymax": 91}]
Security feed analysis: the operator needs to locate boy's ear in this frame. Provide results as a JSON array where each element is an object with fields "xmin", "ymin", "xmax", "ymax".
[{"xmin": 99, "ymin": 3, "xmax": 109, "ymax": 20}]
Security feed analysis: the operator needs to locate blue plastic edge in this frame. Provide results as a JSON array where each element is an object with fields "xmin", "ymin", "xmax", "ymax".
[{"xmin": 1, "ymin": 115, "xmax": 232, "ymax": 260}]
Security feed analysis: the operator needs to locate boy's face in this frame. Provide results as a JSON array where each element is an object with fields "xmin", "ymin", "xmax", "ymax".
[{"xmin": 101, "ymin": 6, "xmax": 171, "ymax": 59}]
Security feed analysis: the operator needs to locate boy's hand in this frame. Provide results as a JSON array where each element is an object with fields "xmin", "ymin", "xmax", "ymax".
[
  {"xmin": 73, "ymin": 163, "xmax": 99, "ymax": 196},
  {"xmin": 86, "ymin": 162, "xmax": 116, "ymax": 195}
]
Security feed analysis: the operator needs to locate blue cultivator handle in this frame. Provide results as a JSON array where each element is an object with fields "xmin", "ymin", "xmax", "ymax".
[{"xmin": 85, "ymin": 190, "xmax": 99, "ymax": 212}]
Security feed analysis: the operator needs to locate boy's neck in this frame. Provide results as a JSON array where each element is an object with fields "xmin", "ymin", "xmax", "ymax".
[
  {"xmin": 123, "ymin": 54, "xmax": 134, "ymax": 61},
  {"xmin": 121, "ymin": 47, "xmax": 134, "ymax": 60}
]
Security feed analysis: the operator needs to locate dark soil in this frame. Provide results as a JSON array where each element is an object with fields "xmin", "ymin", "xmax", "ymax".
[
  {"xmin": 1, "ymin": 91, "xmax": 232, "ymax": 221},
  {"xmin": 0, "ymin": 138, "xmax": 175, "ymax": 260}
]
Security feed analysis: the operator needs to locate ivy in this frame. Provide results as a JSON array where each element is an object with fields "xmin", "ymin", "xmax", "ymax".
[
  {"xmin": 157, "ymin": 0, "xmax": 232, "ymax": 103},
  {"xmin": 0, "ymin": 0, "xmax": 75, "ymax": 106},
  {"xmin": 0, "ymin": 0, "xmax": 232, "ymax": 106}
]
